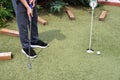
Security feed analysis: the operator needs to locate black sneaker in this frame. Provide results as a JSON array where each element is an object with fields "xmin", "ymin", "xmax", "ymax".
[
  {"xmin": 21, "ymin": 48, "xmax": 37, "ymax": 58},
  {"xmin": 31, "ymin": 40, "xmax": 48, "ymax": 48}
]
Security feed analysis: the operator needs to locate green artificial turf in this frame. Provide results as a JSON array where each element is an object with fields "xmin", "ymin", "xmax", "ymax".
[{"xmin": 0, "ymin": 5, "xmax": 120, "ymax": 80}]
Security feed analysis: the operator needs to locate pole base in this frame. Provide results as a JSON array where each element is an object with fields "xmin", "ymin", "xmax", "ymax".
[{"xmin": 86, "ymin": 49, "xmax": 94, "ymax": 53}]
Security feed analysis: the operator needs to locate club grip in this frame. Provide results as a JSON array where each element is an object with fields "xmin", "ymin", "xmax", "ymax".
[
  {"xmin": 29, "ymin": 4, "xmax": 33, "ymax": 9},
  {"xmin": 29, "ymin": 4, "xmax": 33, "ymax": 21}
]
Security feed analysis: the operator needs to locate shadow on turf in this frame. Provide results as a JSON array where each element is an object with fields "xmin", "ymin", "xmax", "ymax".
[{"xmin": 39, "ymin": 29, "xmax": 66, "ymax": 43}]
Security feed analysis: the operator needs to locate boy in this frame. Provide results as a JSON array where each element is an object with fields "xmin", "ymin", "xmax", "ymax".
[{"xmin": 11, "ymin": 0, "xmax": 48, "ymax": 58}]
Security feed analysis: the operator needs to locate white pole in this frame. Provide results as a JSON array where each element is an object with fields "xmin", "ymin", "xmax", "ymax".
[
  {"xmin": 87, "ymin": 0, "xmax": 97, "ymax": 53},
  {"xmin": 86, "ymin": 7, "xmax": 95, "ymax": 53},
  {"xmin": 89, "ymin": 8, "xmax": 94, "ymax": 50}
]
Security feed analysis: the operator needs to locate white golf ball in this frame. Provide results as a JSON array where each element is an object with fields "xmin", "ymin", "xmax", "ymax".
[{"xmin": 96, "ymin": 51, "xmax": 101, "ymax": 55}]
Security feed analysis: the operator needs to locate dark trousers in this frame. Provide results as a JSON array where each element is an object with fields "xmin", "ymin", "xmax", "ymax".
[{"xmin": 11, "ymin": 0, "xmax": 39, "ymax": 48}]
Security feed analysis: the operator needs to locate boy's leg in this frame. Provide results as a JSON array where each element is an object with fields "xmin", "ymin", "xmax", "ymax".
[
  {"xmin": 12, "ymin": 0, "xmax": 29, "ymax": 48},
  {"xmin": 31, "ymin": 7, "xmax": 40, "ymax": 43},
  {"xmin": 30, "ymin": 6, "xmax": 48, "ymax": 48}
]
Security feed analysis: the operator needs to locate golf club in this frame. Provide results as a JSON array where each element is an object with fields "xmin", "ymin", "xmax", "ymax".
[
  {"xmin": 27, "ymin": 4, "xmax": 33, "ymax": 69},
  {"xmin": 27, "ymin": 18, "xmax": 32, "ymax": 69}
]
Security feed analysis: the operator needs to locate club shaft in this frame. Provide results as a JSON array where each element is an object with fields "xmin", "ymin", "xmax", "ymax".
[
  {"xmin": 27, "ymin": 18, "xmax": 32, "ymax": 67},
  {"xmin": 27, "ymin": 4, "xmax": 32, "ymax": 69}
]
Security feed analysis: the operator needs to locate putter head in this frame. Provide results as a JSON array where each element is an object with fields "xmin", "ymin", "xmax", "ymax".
[
  {"xmin": 86, "ymin": 49, "xmax": 94, "ymax": 53},
  {"xmin": 27, "ymin": 63, "xmax": 31, "ymax": 69}
]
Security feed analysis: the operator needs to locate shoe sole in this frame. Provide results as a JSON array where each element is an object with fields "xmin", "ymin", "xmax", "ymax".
[
  {"xmin": 30, "ymin": 44, "xmax": 48, "ymax": 48},
  {"xmin": 21, "ymin": 49, "xmax": 37, "ymax": 58}
]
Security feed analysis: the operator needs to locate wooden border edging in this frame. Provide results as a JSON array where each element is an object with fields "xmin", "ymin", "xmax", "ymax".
[
  {"xmin": 65, "ymin": 7, "xmax": 75, "ymax": 20},
  {"xmin": 0, "ymin": 28, "xmax": 19, "ymax": 37},
  {"xmin": 0, "ymin": 52, "xmax": 12, "ymax": 60},
  {"xmin": 99, "ymin": 10, "xmax": 107, "ymax": 21},
  {"xmin": 38, "ymin": 16, "xmax": 47, "ymax": 25}
]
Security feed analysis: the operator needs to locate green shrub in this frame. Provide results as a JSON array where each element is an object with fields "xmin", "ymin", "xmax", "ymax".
[
  {"xmin": 38, "ymin": 0, "xmax": 98, "ymax": 14},
  {"xmin": 64, "ymin": 0, "xmax": 80, "ymax": 5},
  {"xmin": 79, "ymin": 0, "xmax": 90, "ymax": 6},
  {"xmin": 64, "ymin": 0, "xmax": 91, "ymax": 6},
  {"xmin": 49, "ymin": 0, "xmax": 68, "ymax": 13},
  {"xmin": 0, "ymin": 0, "xmax": 13, "ymax": 27}
]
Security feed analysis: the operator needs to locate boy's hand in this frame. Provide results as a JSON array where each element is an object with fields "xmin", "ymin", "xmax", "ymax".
[
  {"xmin": 27, "ymin": 7, "xmax": 33, "ymax": 20},
  {"xmin": 19, "ymin": 0, "xmax": 35, "ymax": 20},
  {"xmin": 27, "ymin": 0, "xmax": 36, "ymax": 20}
]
